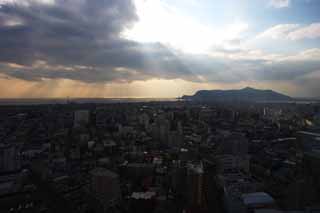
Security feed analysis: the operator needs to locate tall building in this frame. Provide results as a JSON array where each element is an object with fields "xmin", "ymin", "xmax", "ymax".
[
  {"xmin": 216, "ymin": 154, "xmax": 250, "ymax": 173},
  {"xmin": 0, "ymin": 144, "xmax": 21, "ymax": 172},
  {"xmin": 186, "ymin": 162, "xmax": 204, "ymax": 210},
  {"xmin": 168, "ymin": 131, "xmax": 183, "ymax": 148},
  {"xmin": 89, "ymin": 168, "xmax": 121, "ymax": 212},
  {"xmin": 202, "ymin": 159, "xmax": 224, "ymax": 213},
  {"xmin": 151, "ymin": 116, "xmax": 170, "ymax": 145},
  {"xmin": 139, "ymin": 113, "xmax": 150, "ymax": 130},
  {"xmin": 300, "ymin": 151, "xmax": 320, "ymax": 207},
  {"xmin": 296, "ymin": 131, "xmax": 320, "ymax": 153},
  {"xmin": 171, "ymin": 163, "xmax": 187, "ymax": 198},
  {"xmin": 221, "ymin": 132, "xmax": 248, "ymax": 156},
  {"xmin": 74, "ymin": 110, "xmax": 90, "ymax": 128}
]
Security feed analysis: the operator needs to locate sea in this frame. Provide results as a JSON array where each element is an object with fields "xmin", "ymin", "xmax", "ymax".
[
  {"xmin": 0, "ymin": 98, "xmax": 180, "ymax": 105},
  {"xmin": 0, "ymin": 98, "xmax": 318, "ymax": 106}
]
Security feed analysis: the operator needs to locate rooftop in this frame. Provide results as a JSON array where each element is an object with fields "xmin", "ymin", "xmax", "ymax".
[
  {"xmin": 131, "ymin": 191, "xmax": 156, "ymax": 200},
  {"xmin": 90, "ymin": 168, "xmax": 118, "ymax": 178},
  {"xmin": 242, "ymin": 192, "xmax": 275, "ymax": 206},
  {"xmin": 297, "ymin": 131, "xmax": 320, "ymax": 137}
]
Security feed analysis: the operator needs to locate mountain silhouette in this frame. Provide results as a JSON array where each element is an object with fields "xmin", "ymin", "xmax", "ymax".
[{"xmin": 182, "ymin": 87, "xmax": 292, "ymax": 102}]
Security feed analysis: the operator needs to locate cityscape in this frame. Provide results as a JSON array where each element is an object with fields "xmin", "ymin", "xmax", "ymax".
[
  {"xmin": 1, "ymin": 0, "xmax": 320, "ymax": 213},
  {"xmin": 0, "ymin": 95, "xmax": 320, "ymax": 213}
]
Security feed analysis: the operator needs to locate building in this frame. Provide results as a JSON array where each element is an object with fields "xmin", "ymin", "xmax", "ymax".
[
  {"xmin": 130, "ymin": 191, "xmax": 156, "ymax": 213},
  {"xmin": 296, "ymin": 131, "xmax": 320, "ymax": 153},
  {"xmin": 219, "ymin": 171, "xmax": 262, "ymax": 213},
  {"xmin": 124, "ymin": 163, "xmax": 154, "ymax": 180},
  {"xmin": 89, "ymin": 168, "xmax": 121, "ymax": 212},
  {"xmin": 74, "ymin": 110, "xmax": 90, "ymax": 128},
  {"xmin": 216, "ymin": 154, "xmax": 250, "ymax": 174},
  {"xmin": 241, "ymin": 192, "xmax": 276, "ymax": 211},
  {"xmin": 219, "ymin": 132, "xmax": 248, "ymax": 156},
  {"xmin": 139, "ymin": 113, "xmax": 150, "ymax": 130},
  {"xmin": 299, "ymin": 151, "xmax": 320, "ymax": 207},
  {"xmin": 187, "ymin": 162, "xmax": 204, "ymax": 209},
  {"xmin": 168, "ymin": 130, "xmax": 183, "ymax": 148},
  {"xmin": 0, "ymin": 144, "xmax": 21, "ymax": 172}
]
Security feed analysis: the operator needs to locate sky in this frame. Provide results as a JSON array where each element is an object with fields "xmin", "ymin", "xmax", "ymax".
[{"xmin": 0, "ymin": 0, "xmax": 319, "ymax": 98}]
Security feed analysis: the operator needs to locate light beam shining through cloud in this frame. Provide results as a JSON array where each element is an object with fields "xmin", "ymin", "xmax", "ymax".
[
  {"xmin": 0, "ymin": 0, "xmax": 319, "ymax": 97},
  {"xmin": 123, "ymin": 0, "xmax": 249, "ymax": 54}
]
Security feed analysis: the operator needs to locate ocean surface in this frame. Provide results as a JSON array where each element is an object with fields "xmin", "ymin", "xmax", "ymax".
[
  {"xmin": 0, "ymin": 98, "xmax": 180, "ymax": 105},
  {"xmin": 0, "ymin": 98, "xmax": 318, "ymax": 106}
]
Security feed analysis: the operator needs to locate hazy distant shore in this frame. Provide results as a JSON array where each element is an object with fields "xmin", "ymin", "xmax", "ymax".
[
  {"xmin": 0, "ymin": 98, "xmax": 319, "ymax": 106},
  {"xmin": 0, "ymin": 98, "xmax": 180, "ymax": 105}
]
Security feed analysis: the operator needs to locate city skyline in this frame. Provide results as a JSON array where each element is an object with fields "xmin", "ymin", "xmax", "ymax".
[{"xmin": 0, "ymin": 0, "xmax": 320, "ymax": 98}]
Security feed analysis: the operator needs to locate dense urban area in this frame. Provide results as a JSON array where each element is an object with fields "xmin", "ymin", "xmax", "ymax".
[{"xmin": 0, "ymin": 100, "xmax": 320, "ymax": 213}]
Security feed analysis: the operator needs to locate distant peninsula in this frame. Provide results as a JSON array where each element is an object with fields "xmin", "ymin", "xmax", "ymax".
[{"xmin": 182, "ymin": 87, "xmax": 293, "ymax": 102}]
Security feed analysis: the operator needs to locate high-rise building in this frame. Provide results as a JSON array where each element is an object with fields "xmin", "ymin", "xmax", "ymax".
[
  {"xmin": 296, "ymin": 131, "xmax": 320, "ymax": 153},
  {"xmin": 139, "ymin": 113, "xmax": 150, "ymax": 130},
  {"xmin": 216, "ymin": 154, "xmax": 250, "ymax": 173},
  {"xmin": 186, "ymin": 163, "xmax": 204, "ymax": 210},
  {"xmin": 89, "ymin": 168, "xmax": 121, "ymax": 212},
  {"xmin": 299, "ymin": 151, "xmax": 320, "ymax": 207},
  {"xmin": 220, "ymin": 132, "xmax": 248, "ymax": 156},
  {"xmin": 168, "ymin": 131, "xmax": 183, "ymax": 148},
  {"xmin": 202, "ymin": 159, "xmax": 224, "ymax": 213},
  {"xmin": 0, "ymin": 144, "xmax": 21, "ymax": 172},
  {"xmin": 74, "ymin": 110, "xmax": 90, "ymax": 128}
]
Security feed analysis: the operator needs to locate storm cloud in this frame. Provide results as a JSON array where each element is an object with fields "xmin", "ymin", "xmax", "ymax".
[
  {"xmin": 0, "ymin": 0, "xmax": 200, "ymax": 83},
  {"xmin": 0, "ymin": 0, "xmax": 320, "ymax": 89}
]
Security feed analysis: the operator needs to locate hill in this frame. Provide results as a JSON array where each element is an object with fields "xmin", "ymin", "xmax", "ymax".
[{"xmin": 182, "ymin": 87, "xmax": 292, "ymax": 102}]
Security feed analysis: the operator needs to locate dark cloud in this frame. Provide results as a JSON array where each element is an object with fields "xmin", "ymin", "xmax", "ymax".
[
  {"xmin": 256, "ymin": 60, "xmax": 320, "ymax": 80},
  {"xmin": 0, "ymin": 0, "xmax": 319, "ymax": 87},
  {"xmin": 0, "ymin": 0, "xmax": 136, "ymax": 66},
  {"xmin": 294, "ymin": 70, "xmax": 320, "ymax": 97},
  {"xmin": 0, "ymin": 0, "xmax": 199, "ymax": 82}
]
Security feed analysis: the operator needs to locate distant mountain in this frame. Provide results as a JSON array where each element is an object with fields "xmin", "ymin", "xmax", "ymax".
[{"xmin": 182, "ymin": 87, "xmax": 292, "ymax": 102}]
